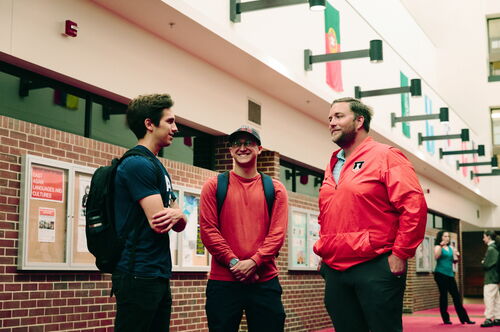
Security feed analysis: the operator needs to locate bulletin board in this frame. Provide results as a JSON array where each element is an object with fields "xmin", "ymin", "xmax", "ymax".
[
  {"xmin": 170, "ymin": 190, "xmax": 180, "ymax": 267},
  {"xmin": 71, "ymin": 172, "xmax": 95, "ymax": 265},
  {"xmin": 288, "ymin": 207, "xmax": 320, "ymax": 271},
  {"xmin": 429, "ymin": 235, "xmax": 436, "ymax": 270},
  {"xmin": 416, "ymin": 232, "xmax": 457, "ymax": 273},
  {"xmin": 416, "ymin": 235, "xmax": 432, "ymax": 272},
  {"xmin": 18, "ymin": 154, "xmax": 97, "ymax": 270},
  {"xmin": 171, "ymin": 186, "xmax": 210, "ymax": 272}
]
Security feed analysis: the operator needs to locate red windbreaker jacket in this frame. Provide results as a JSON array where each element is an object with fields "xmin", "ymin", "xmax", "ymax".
[{"xmin": 313, "ymin": 137, "xmax": 427, "ymax": 271}]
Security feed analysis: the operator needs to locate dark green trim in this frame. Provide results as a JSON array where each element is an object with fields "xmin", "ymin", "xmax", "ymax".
[{"xmin": 488, "ymin": 75, "xmax": 500, "ymax": 82}]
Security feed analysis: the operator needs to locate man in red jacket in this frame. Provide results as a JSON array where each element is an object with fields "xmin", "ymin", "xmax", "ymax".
[
  {"xmin": 200, "ymin": 125, "xmax": 288, "ymax": 332},
  {"xmin": 314, "ymin": 97, "xmax": 427, "ymax": 332}
]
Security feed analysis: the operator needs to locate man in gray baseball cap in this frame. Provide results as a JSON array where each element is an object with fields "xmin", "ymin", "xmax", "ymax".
[{"xmin": 200, "ymin": 124, "xmax": 288, "ymax": 331}]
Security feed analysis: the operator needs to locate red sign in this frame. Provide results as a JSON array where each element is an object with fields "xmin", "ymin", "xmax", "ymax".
[
  {"xmin": 65, "ymin": 20, "xmax": 78, "ymax": 37},
  {"xmin": 31, "ymin": 166, "xmax": 64, "ymax": 202}
]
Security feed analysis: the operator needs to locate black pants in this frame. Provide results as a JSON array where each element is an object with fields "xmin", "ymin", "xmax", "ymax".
[
  {"xmin": 321, "ymin": 254, "xmax": 407, "ymax": 332},
  {"xmin": 112, "ymin": 272, "xmax": 172, "ymax": 332},
  {"xmin": 433, "ymin": 272, "xmax": 470, "ymax": 323},
  {"xmin": 205, "ymin": 277, "xmax": 286, "ymax": 332}
]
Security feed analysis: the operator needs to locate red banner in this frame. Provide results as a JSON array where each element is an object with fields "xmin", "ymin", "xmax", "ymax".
[{"xmin": 31, "ymin": 166, "xmax": 64, "ymax": 202}]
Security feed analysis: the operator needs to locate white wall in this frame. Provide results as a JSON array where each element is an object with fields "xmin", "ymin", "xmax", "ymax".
[
  {"xmin": 1, "ymin": 0, "xmax": 498, "ymax": 225},
  {"xmin": 0, "ymin": 0, "xmax": 12, "ymax": 52}
]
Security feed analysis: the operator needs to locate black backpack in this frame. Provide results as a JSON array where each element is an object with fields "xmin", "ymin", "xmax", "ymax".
[
  {"xmin": 85, "ymin": 149, "xmax": 163, "ymax": 273},
  {"xmin": 216, "ymin": 171, "xmax": 275, "ymax": 218}
]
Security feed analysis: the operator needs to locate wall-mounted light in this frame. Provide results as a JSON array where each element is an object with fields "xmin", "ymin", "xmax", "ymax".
[
  {"xmin": 439, "ymin": 144, "xmax": 484, "ymax": 159},
  {"xmin": 304, "ymin": 40, "xmax": 382, "ymax": 71},
  {"xmin": 391, "ymin": 107, "xmax": 448, "ymax": 127},
  {"xmin": 457, "ymin": 156, "xmax": 498, "ymax": 170},
  {"xmin": 470, "ymin": 169, "xmax": 500, "ymax": 178},
  {"xmin": 230, "ymin": 0, "xmax": 325, "ymax": 23},
  {"xmin": 418, "ymin": 129, "xmax": 469, "ymax": 145},
  {"xmin": 355, "ymin": 79, "xmax": 421, "ymax": 99}
]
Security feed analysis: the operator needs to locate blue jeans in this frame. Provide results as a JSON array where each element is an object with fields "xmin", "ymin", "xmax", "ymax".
[{"xmin": 112, "ymin": 272, "xmax": 172, "ymax": 332}]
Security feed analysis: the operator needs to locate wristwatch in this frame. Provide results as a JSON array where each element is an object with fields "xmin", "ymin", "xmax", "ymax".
[{"xmin": 229, "ymin": 258, "xmax": 239, "ymax": 268}]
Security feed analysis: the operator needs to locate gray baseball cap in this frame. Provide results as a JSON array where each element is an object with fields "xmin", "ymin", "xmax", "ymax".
[{"xmin": 228, "ymin": 125, "xmax": 261, "ymax": 145}]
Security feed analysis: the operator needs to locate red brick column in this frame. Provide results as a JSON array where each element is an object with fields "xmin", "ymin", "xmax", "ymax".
[
  {"xmin": 214, "ymin": 136, "xmax": 232, "ymax": 173},
  {"xmin": 257, "ymin": 150, "xmax": 280, "ymax": 180}
]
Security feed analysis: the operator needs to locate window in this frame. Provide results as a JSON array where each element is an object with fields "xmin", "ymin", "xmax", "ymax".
[
  {"xmin": 487, "ymin": 17, "xmax": 500, "ymax": 81},
  {"xmin": 491, "ymin": 108, "xmax": 500, "ymax": 154},
  {"xmin": 0, "ymin": 60, "xmax": 216, "ymax": 170},
  {"xmin": 427, "ymin": 210, "xmax": 457, "ymax": 232},
  {"xmin": 279, "ymin": 159, "xmax": 324, "ymax": 197}
]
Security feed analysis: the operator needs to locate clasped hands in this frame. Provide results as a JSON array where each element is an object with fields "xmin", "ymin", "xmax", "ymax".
[{"xmin": 230, "ymin": 259, "xmax": 259, "ymax": 284}]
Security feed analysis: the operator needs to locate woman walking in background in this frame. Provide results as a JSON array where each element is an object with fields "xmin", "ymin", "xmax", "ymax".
[{"xmin": 433, "ymin": 231, "xmax": 475, "ymax": 325}]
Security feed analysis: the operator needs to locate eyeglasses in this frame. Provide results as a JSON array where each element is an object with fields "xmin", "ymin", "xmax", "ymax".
[{"xmin": 230, "ymin": 140, "xmax": 257, "ymax": 148}]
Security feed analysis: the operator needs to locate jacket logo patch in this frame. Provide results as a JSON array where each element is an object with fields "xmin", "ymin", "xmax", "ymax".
[{"xmin": 352, "ymin": 161, "xmax": 365, "ymax": 173}]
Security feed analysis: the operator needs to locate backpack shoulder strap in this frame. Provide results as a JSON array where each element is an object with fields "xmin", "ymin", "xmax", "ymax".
[
  {"xmin": 259, "ymin": 172, "xmax": 275, "ymax": 218},
  {"xmin": 120, "ymin": 148, "xmax": 163, "ymax": 188},
  {"xmin": 216, "ymin": 171, "xmax": 230, "ymax": 217}
]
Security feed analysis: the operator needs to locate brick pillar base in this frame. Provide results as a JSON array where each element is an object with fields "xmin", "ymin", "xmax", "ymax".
[
  {"xmin": 257, "ymin": 150, "xmax": 280, "ymax": 180},
  {"xmin": 214, "ymin": 136, "xmax": 232, "ymax": 173}
]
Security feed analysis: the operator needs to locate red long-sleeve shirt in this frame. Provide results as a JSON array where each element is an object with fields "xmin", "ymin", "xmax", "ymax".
[
  {"xmin": 200, "ymin": 171, "xmax": 288, "ymax": 282},
  {"xmin": 313, "ymin": 137, "xmax": 427, "ymax": 271}
]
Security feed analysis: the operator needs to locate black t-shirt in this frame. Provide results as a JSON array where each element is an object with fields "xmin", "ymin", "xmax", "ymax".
[{"xmin": 114, "ymin": 145, "xmax": 175, "ymax": 278}]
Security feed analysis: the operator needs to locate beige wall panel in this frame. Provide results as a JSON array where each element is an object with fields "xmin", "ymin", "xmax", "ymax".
[{"xmin": 0, "ymin": 0, "xmax": 12, "ymax": 52}]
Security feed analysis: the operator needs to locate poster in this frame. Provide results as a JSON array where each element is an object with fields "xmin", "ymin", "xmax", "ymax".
[
  {"xmin": 31, "ymin": 166, "xmax": 64, "ymax": 202},
  {"xmin": 430, "ymin": 236, "xmax": 436, "ymax": 270},
  {"xmin": 182, "ymin": 193, "xmax": 200, "ymax": 265},
  {"xmin": 78, "ymin": 176, "xmax": 91, "ymax": 225},
  {"xmin": 38, "ymin": 207, "xmax": 56, "ymax": 242},
  {"xmin": 169, "ymin": 190, "xmax": 179, "ymax": 265},
  {"xmin": 291, "ymin": 211, "xmax": 307, "ymax": 266},
  {"xmin": 416, "ymin": 235, "xmax": 431, "ymax": 272},
  {"xmin": 196, "ymin": 224, "xmax": 205, "ymax": 255},
  {"xmin": 307, "ymin": 214, "xmax": 320, "ymax": 269},
  {"xmin": 77, "ymin": 226, "xmax": 88, "ymax": 253}
]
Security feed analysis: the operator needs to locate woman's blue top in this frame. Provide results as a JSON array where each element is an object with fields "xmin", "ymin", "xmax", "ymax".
[{"xmin": 435, "ymin": 246, "xmax": 454, "ymax": 277}]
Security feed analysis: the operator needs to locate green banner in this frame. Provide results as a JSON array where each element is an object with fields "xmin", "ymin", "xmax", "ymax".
[{"xmin": 400, "ymin": 72, "xmax": 410, "ymax": 138}]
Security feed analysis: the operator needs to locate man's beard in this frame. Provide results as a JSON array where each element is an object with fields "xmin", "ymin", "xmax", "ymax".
[{"xmin": 332, "ymin": 122, "xmax": 357, "ymax": 147}]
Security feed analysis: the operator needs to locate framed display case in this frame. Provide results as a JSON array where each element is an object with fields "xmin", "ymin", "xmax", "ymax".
[
  {"xmin": 171, "ymin": 186, "xmax": 210, "ymax": 272},
  {"xmin": 416, "ymin": 235, "xmax": 432, "ymax": 272},
  {"xmin": 18, "ymin": 154, "xmax": 96, "ymax": 270},
  {"xmin": 288, "ymin": 207, "xmax": 320, "ymax": 271}
]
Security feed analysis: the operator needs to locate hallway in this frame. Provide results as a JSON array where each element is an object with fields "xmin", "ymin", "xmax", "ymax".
[{"xmin": 314, "ymin": 300, "xmax": 488, "ymax": 332}]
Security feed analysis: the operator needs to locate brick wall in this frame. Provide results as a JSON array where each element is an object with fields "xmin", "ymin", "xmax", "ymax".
[
  {"xmin": 1, "ymin": 115, "xmax": 462, "ymax": 330},
  {"xmin": 0, "ymin": 116, "xmax": 330, "ymax": 331}
]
